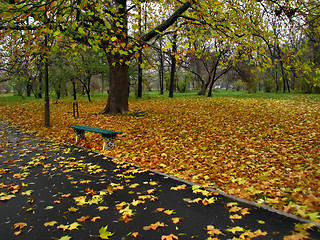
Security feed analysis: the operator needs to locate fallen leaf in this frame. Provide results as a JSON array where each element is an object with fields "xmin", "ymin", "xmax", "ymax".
[
  {"xmin": 161, "ymin": 233, "xmax": 179, "ymax": 240},
  {"xmin": 131, "ymin": 232, "xmax": 139, "ymax": 238},
  {"xmin": 14, "ymin": 222, "xmax": 27, "ymax": 230},
  {"xmin": 149, "ymin": 221, "xmax": 165, "ymax": 230},
  {"xmin": 97, "ymin": 206, "xmax": 109, "ymax": 211},
  {"xmin": 44, "ymin": 221, "xmax": 58, "ymax": 227},
  {"xmin": 99, "ymin": 225, "xmax": 114, "ymax": 239},
  {"xmin": 91, "ymin": 216, "xmax": 101, "ymax": 222},
  {"xmin": 230, "ymin": 214, "xmax": 242, "ymax": 220},
  {"xmin": 226, "ymin": 226, "xmax": 245, "ymax": 234},
  {"xmin": 164, "ymin": 209, "xmax": 175, "ymax": 215},
  {"xmin": 171, "ymin": 184, "xmax": 187, "ymax": 191},
  {"xmin": 172, "ymin": 217, "xmax": 182, "ymax": 224},
  {"xmin": 68, "ymin": 207, "xmax": 79, "ymax": 213},
  {"xmin": 77, "ymin": 216, "xmax": 90, "ymax": 223}
]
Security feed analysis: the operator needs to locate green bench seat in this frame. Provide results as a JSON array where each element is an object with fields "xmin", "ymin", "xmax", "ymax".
[{"xmin": 70, "ymin": 125, "xmax": 122, "ymax": 150}]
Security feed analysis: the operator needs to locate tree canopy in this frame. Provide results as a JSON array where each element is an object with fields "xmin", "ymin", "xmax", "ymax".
[{"xmin": 1, "ymin": 0, "xmax": 319, "ymax": 113}]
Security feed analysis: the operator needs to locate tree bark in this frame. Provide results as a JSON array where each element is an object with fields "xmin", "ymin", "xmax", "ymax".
[
  {"xmin": 169, "ymin": 33, "xmax": 177, "ymax": 98},
  {"xmin": 101, "ymin": 55, "xmax": 129, "ymax": 114}
]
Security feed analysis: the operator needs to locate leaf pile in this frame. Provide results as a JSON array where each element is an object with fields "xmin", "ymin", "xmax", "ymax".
[{"xmin": 0, "ymin": 96, "xmax": 319, "ymax": 222}]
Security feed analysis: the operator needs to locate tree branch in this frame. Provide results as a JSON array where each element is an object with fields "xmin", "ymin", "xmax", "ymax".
[{"xmin": 141, "ymin": 1, "xmax": 194, "ymax": 43}]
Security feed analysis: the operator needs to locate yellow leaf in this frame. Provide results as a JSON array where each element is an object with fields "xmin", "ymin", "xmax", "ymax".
[
  {"xmin": 14, "ymin": 222, "xmax": 27, "ymax": 230},
  {"xmin": 230, "ymin": 214, "xmax": 242, "ymax": 220},
  {"xmin": 171, "ymin": 184, "xmax": 187, "ymax": 191},
  {"xmin": 44, "ymin": 221, "xmax": 57, "ymax": 227}
]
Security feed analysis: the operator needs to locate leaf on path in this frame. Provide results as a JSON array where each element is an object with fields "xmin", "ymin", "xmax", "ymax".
[
  {"xmin": 77, "ymin": 216, "xmax": 90, "ymax": 222},
  {"xmin": 62, "ymin": 193, "xmax": 71, "ymax": 198},
  {"xmin": 99, "ymin": 225, "xmax": 114, "ymax": 239},
  {"xmin": 230, "ymin": 214, "xmax": 242, "ymax": 220},
  {"xmin": 129, "ymin": 183, "xmax": 139, "ymax": 188},
  {"xmin": 91, "ymin": 216, "xmax": 101, "ymax": 222},
  {"xmin": 97, "ymin": 206, "xmax": 109, "ymax": 211},
  {"xmin": 68, "ymin": 207, "xmax": 79, "ymax": 213},
  {"xmin": 164, "ymin": 209, "xmax": 175, "ymax": 215},
  {"xmin": 171, "ymin": 184, "xmax": 187, "ymax": 191},
  {"xmin": 161, "ymin": 234, "xmax": 179, "ymax": 240},
  {"xmin": 229, "ymin": 206, "xmax": 242, "ymax": 213},
  {"xmin": 14, "ymin": 222, "xmax": 27, "ymax": 230},
  {"xmin": 57, "ymin": 222, "xmax": 82, "ymax": 231},
  {"xmin": 226, "ymin": 226, "xmax": 245, "ymax": 234},
  {"xmin": 131, "ymin": 232, "xmax": 139, "ymax": 238},
  {"xmin": 226, "ymin": 202, "xmax": 238, "ymax": 207},
  {"xmin": 172, "ymin": 217, "xmax": 182, "ymax": 224},
  {"xmin": 202, "ymin": 197, "xmax": 216, "ymax": 206},
  {"xmin": 44, "ymin": 221, "xmax": 58, "ymax": 227},
  {"xmin": 59, "ymin": 236, "xmax": 72, "ymax": 240},
  {"xmin": 21, "ymin": 190, "xmax": 33, "ymax": 196},
  {"xmin": 131, "ymin": 199, "xmax": 145, "ymax": 206},
  {"xmin": 146, "ymin": 221, "xmax": 165, "ymax": 230},
  {"xmin": 206, "ymin": 225, "xmax": 224, "ymax": 236}
]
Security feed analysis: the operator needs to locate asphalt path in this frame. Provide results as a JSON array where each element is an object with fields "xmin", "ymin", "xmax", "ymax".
[{"xmin": 1, "ymin": 121, "xmax": 320, "ymax": 240}]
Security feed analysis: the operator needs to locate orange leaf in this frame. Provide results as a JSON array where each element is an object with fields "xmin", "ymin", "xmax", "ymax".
[
  {"xmin": 131, "ymin": 232, "xmax": 139, "ymax": 238},
  {"xmin": 91, "ymin": 216, "xmax": 101, "ymax": 222},
  {"xmin": 161, "ymin": 234, "xmax": 178, "ymax": 240},
  {"xmin": 77, "ymin": 216, "xmax": 90, "ymax": 222},
  {"xmin": 149, "ymin": 221, "xmax": 165, "ymax": 230}
]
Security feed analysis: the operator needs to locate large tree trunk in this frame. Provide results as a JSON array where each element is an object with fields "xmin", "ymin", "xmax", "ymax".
[{"xmin": 101, "ymin": 56, "xmax": 129, "ymax": 114}]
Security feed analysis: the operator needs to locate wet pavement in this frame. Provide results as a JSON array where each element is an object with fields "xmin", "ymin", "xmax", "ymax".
[{"xmin": 1, "ymin": 121, "xmax": 319, "ymax": 240}]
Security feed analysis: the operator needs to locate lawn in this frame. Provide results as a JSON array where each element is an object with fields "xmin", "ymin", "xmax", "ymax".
[{"xmin": 0, "ymin": 91, "xmax": 319, "ymax": 223}]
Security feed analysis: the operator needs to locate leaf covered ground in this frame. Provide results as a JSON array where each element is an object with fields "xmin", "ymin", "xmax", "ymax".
[{"xmin": 0, "ymin": 94, "xmax": 319, "ymax": 223}]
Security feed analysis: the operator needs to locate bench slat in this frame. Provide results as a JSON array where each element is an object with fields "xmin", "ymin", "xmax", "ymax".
[{"xmin": 70, "ymin": 125, "xmax": 122, "ymax": 137}]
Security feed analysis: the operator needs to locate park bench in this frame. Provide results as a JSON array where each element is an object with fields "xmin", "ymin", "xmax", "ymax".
[{"xmin": 70, "ymin": 125, "xmax": 122, "ymax": 150}]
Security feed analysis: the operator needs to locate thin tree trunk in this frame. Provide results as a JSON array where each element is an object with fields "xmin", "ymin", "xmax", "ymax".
[
  {"xmin": 44, "ymin": 35, "xmax": 50, "ymax": 127},
  {"xmin": 159, "ymin": 38, "xmax": 164, "ymax": 95},
  {"xmin": 169, "ymin": 33, "xmax": 177, "ymax": 98}
]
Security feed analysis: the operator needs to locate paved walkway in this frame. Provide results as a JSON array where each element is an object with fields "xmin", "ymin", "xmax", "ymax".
[{"xmin": 1, "ymin": 121, "xmax": 319, "ymax": 240}]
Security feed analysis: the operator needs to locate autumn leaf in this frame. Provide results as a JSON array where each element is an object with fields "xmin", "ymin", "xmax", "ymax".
[
  {"xmin": 129, "ymin": 183, "xmax": 139, "ymax": 188},
  {"xmin": 21, "ymin": 190, "xmax": 33, "ymax": 196},
  {"xmin": 156, "ymin": 208, "xmax": 165, "ymax": 212},
  {"xmin": 57, "ymin": 222, "xmax": 82, "ymax": 231},
  {"xmin": 161, "ymin": 234, "xmax": 179, "ymax": 240},
  {"xmin": 14, "ymin": 222, "xmax": 27, "ymax": 230},
  {"xmin": 44, "ymin": 221, "xmax": 58, "ymax": 227},
  {"xmin": 97, "ymin": 206, "xmax": 109, "ymax": 211},
  {"xmin": 226, "ymin": 226, "xmax": 245, "ymax": 234},
  {"xmin": 77, "ymin": 216, "xmax": 90, "ymax": 223},
  {"xmin": 62, "ymin": 193, "xmax": 71, "ymax": 198},
  {"xmin": 99, "ymin": 225, "xmax": 114, "ymax": 239},
  {"xmin": 230, "ymin": 214, "xmax": 242, "ymax": 220},
  {"xmin": 68, "ymin": 207, "xmax": 79, "ymax": 213},
  {"xmin": 229, "ymin": 206, "xmax": 242, "ymax": 213},
  {"xmin": 59, "ymin": 236, "xmax": 72, "ymax": 240},
  {"xmin": 164, "ymin": 209, "xmax": 175, "ymax": 215},
  {"xmin": 121, "ymin": 214, "xmax": 133, "ymax": 223},
  {"xmin": 171, "ymin": 184, "xmax": 187, "ymax": 191},
  {"xmin": 149, "ymin": 181, "xmax": 158, "ymax": 186},
  {"xmin": 172, "ymin": 217, "xmax": 182, "ymax": 224},
  {"xmin": 202, "ymin": 197, "xmax": 216, "ymax": 206},
  {"xmin": 241, "ymin": 208, "xmax": 250, "ymax": 215},
  {"xmin": 131, "ymin": 232, "xmax": 139, "ymax": 238},
  {"xmin": 148, "ymin": 221, "xmax": 165, "ymax": 230},
  {"xmin": 206, "ymin": 225, "xmax": 224, "ymax": 237},
  {"xmin": 91, "ymin": 216, "xmax": 101, "ymax": 222}
]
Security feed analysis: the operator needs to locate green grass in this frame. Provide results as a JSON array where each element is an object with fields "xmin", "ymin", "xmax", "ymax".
[{"xmin": 1, "ymin": 90, "xmax": 319, "ymax": 105}]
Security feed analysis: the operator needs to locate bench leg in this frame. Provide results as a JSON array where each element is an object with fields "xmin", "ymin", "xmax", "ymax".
[
  {"xmin": 101, "ymin": 134, "xmax": 115, "ymax": 150},
  {"xmin": 73, "ymin": 129, "xmax": 86, "ymax": 143}
]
